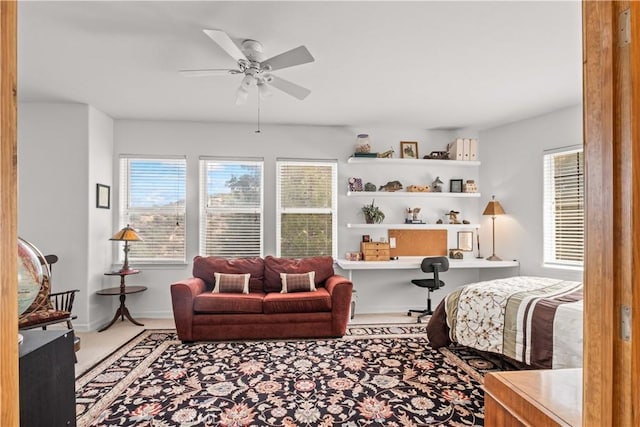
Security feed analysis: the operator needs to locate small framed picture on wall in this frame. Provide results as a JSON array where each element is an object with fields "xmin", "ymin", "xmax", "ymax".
[{"xmin": 96, "ymin": 183, "xmax": 110, "ymax": 209}]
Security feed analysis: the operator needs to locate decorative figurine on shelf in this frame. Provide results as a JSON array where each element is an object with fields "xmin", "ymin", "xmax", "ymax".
[
  {"xmin": 377, "ymin": 147, "xmax": 395, "ymax": 158},
  {"xmin": 447, "ymin": 210, "xmax": 461, "ymax": 224},
  {"xmin": 355, "ymin": 134, "xmax": 371, "ymax": 153},
  {"xmin": 432, "ymin": 176, "xmax": 444, "ymax": 192},
  {"xmin": 348, "ymin": 177, "xmax": 363, "ymax": 192},
  {"xmin": 405, "ymin": 207, "xmax": 422, "ymax": 223},
  {"xmin": 379, "ymin": 180, "xmax": 403, "ymax": 192},
  {"xmin": 406, "ymin": 184, "xmax": 430, "ymax": 192},
  {"xmin": 364, "ymin": 182, "xmax": 377, "ymax": 192},
  {"xmin": 464, "ymin": 179, "xmax": 478, "ymax": 193},
  {"xmin": 423, "ymin": 151, "xmax": 450, "ymax": 160},
  {"xmin": 362, "ymin": 200, "xmax": 385, "ymax": 224},
  {"xmin": 436, "ymin": 219, "xmax": 443, "ymax": 224}
]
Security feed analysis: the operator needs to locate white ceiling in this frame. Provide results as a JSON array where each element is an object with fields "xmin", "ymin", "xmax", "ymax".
[{"xmin": 18, "ymin": 1, "xmax": 582, "ymax": 130}]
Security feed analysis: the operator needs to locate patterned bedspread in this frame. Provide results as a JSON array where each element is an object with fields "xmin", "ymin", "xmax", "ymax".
[{"xmin": 426, "ymin": 276, "xmax": 583, "ymax": 369}]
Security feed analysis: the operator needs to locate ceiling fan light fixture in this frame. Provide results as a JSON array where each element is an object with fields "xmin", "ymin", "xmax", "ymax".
[
  {"xmin": 240, "ymin": 75, "xmax": 255, "ymax": 89},
  {"xmin": 235, "ymin": 86, "xmax": 249, "ymax": 105},
  {"xmin": 258, "ymin": 82, "xmax": 272, "ymax": 99}
]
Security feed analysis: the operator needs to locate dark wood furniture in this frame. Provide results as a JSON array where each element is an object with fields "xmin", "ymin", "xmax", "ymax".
[
  {"xmin": 97, "ymin": 269, "xmax": 146, "ymax": 332},
  {"xmin": 484, "ymin": 368, "xmax": 582, "ymax": 426},
  {"xmin": 18, "ymin": 251, "xmax": 81, "ymax": 352},
  {"xmin": 19, "ymin": 330, "xmax": 76, "ymax": 427}
]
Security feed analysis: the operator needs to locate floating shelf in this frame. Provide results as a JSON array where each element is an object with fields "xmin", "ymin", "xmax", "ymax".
[
  {"xmin": 347, "ymin": 191, "xmax": 481, "ymax": 198},
  {"xmin": 347, "ymin": 157, "xmax": 481, "ymax": 167},
  {"xmin": 346, "ymin": 223, "xmax": 480, "ymax": 230}
]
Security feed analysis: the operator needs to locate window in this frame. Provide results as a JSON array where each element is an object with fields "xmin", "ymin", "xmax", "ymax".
[
  {"xmin": 276, "ymin": 159, "xmax": 337, "ymax": 258},
  {"xmin": 200, "ymin": 158, "xmax": 263, "ymax": 258},
  {"xmin": 543, "ymin": 147, "xmax": 584, "ymax": 268},
  {"xmin": 118, "ymin": 156, "xmax": 186, "ymax": 264}
]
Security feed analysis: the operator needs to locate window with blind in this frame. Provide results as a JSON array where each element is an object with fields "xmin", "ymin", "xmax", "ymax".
[
  {"xmin": 200, "ymin": 158, "xmax": 263, "ymax": 258},
  {"xmin": 276, "ymin": 159, "xmax": 337, "ymax": 258},
  {"xmin": 118, "ymin": 156, "xmax": 186, "ymax": 263},
  {"xmin": 543, "ymin": 147, "xmax": 584, "ymax": 268}
]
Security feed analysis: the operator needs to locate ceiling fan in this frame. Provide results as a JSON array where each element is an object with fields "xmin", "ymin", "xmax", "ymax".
[{"xmin": 180, "ymin": 29, "xmax": 315, "ymax": 104}]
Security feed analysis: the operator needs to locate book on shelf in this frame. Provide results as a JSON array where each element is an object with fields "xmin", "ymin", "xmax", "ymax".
[{"xmin": 353, "ymin": 152, "xmax": 379, "ymax": 158}]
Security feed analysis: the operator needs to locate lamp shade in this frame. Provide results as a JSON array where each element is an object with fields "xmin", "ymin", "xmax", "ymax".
[
  {"xmin": 482, "ymin": 196, "xmax": 505, "ymax": 216},
  {"xmin": 110, "ymin": 224, "xmax": 142, "ymax": 242}
]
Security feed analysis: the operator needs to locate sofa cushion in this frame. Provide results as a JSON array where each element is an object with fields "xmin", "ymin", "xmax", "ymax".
[
  {"xmin": 263, "ymin": 287, "xmax": 331, "ymax": 314},
  {"xmin": 213, "ymin": 272, "xmax": 250, "ymax": 294},
  {"xmin": 264, "ymin": 256, "xmax": 334, "ymax": 293},
  {"xmin": 280, "ymin": 272, "xmax": 316, "ymax": 293},
  {"xmin": 193, "ymin": 292, "xmax": 264, "ymax": 314},
  {"xmin": 193, "ymin": 256, "xmax": 264, "ymax": 293}
]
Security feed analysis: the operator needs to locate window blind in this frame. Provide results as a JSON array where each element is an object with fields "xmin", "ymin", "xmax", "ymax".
[
  {"xmin": 543, "ymin": 147, "xmax": 584, "ymax": 267},
  {"xmin": 199, "ymin": 158, "xmax": 264, "ymax": 258},
  {"xmin": 119, "ymin": 156, "xmax": 186, "ymax": 263},
  {"xmin": 276, "ymin": 160, "xmax": 337, "ymax": 258}
]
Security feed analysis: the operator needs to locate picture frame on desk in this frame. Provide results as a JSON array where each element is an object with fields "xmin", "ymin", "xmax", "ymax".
[
  {"xmin": 458, "ymin": 231, "xmax": 473, "ymax": 251},
  {"xmin": 400, "ymin": 141, "xmax": 418, "ymax": 159}
]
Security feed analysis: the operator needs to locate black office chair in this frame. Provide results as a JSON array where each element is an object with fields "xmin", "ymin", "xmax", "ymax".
[{"xmin": 407, "ymin": 256, "xmax": 449, "ymax": 323}]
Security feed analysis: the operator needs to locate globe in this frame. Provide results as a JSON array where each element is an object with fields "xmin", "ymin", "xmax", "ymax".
[{"xmin": 17, "ymin": 238, "xmax": 44, "ymax": 315}]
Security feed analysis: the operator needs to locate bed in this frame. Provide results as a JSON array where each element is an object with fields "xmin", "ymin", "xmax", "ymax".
[{"xmin": 426, "ymin": 276, "xmax": 583, "ymax": 369}]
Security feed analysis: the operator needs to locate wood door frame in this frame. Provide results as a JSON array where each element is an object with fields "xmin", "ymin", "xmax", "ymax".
[
  {"xmin": 583, "ymin": 1, "xmax": 638, "ymax": 425},
  {"xmin": 0, "ymin": 1, "xmax": 636, "ymax": 426},
  {"xmin": 0, "ymin": 1, "xmax": 18, "ymax": 425}
]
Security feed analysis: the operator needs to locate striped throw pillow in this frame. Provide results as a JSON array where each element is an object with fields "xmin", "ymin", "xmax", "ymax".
[
  {"xmin": 213, "ymin": 272, "xmax": 250, "ymax": 294},
  {"xmin": 280, "ymin": 271, "xmax": 316, "ymax": 293}
]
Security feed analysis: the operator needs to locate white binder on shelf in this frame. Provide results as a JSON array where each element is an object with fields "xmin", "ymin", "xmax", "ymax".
[
  {"xmin": 463, "ymin": 138, "xmax": 471, "ymax": 160},
  {"xmin": 469, "ymin": 138, "xmax": 478, "ymax": 160},
  {"xmin": 447, "ymin": 138, "xmax": 464, "ymax": 160}
]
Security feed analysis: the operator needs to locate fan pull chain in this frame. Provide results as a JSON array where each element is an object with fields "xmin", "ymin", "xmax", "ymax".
[{"xmin": 255, "ymin": 93, "xmax": 261, "ymax": 134}]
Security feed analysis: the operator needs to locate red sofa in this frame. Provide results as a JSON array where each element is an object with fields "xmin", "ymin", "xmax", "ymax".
[{"xmin": 170, "ymin": 255, "xmax": 353, "ymax": 342}]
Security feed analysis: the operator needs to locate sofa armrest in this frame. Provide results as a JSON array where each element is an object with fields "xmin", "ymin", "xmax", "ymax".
[
  {"xmin": 325, "ymin": 275, "xmax": 353, "ymax": 336},
  {"xmin": 170, "ymin": 277, "xmax": 207, "ymax": 342}
]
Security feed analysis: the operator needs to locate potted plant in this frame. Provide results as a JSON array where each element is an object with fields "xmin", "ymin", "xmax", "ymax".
[{"xmin": 362, "ymin": 199, "xmax": 385, "ymax": 224}]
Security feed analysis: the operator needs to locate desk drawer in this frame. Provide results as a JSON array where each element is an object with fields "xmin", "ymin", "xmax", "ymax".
[{"xmin": 361, "ymin": 242, "xmax": 390, "ymax": 261}]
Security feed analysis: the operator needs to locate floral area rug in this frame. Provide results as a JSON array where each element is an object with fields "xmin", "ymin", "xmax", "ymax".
[{"xmin": 76, "ymin": 324, "xmax": 494, "ymax": 426}]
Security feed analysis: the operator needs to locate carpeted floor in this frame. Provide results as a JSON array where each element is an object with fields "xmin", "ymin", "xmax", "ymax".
[{"xmin": 76, "ymin": 324, "xmax": 506, "ymax": 426}]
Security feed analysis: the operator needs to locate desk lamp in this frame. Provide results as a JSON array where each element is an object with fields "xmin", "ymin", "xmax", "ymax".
[
  {"xmin": 110, "ymin": 224, "xmax": 142, "ymax": 272},
  {"xmin": 482, "ymin": 195, "xmax": 506, "ymax": 261}
]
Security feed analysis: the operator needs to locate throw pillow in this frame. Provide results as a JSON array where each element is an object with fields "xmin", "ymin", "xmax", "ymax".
[
  {"xmin": 213, "ymin": 272, "xmax": 250, "ymax": 294},
  {"xmin": 280, "ymin": 271, "xmax": 316, "ymax": 293}
]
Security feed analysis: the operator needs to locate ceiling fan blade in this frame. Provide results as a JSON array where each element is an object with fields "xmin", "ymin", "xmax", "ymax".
[
  {"xmin": 261, "ymin": 46, "xmax": 314, "ymax": 72},
  {"xmin": 267, "ymin": 75, "xmax": 311, "ymax": 100},
  {"xmin": 203, "ymin": 29, "xmax": 247, "ymax": 63},
  {"xmin": 179, "ymin": 69, "xmax": 242, "ymax": 77}
]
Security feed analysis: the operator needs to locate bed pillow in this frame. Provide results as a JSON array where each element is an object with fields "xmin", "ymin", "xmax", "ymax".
[
  {"xmin": 280, "ymin": 272, "xmax": 316, "ymax": 293},
  {"xmin": 213, "ymin": 272, "xmax": 250, "ymax": 294}
]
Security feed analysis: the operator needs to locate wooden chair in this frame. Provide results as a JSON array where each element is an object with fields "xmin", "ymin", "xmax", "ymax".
[{"xmin": 18, "ymin": 247, "xmax": 81, "ymax": 353}]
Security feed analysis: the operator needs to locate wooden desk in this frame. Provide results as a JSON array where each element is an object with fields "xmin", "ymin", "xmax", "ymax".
[
  {"xmin": 484, "ymin": 369, "xmax": 582, "ymax": 426},
  {"xmin": 98, "ymin": 269, "xmax": 146, "ymax": 331}
]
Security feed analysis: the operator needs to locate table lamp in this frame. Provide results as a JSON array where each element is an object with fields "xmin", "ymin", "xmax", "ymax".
[
  {"xmin": 110, "ymin": 224, "xmax": 142, "ymax": 272},
  {"xmin": 482, "ymin": 195, "xmax": 505, "ymax": 261}
]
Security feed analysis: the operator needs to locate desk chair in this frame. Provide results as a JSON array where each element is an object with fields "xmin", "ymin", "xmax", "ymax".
[{"xmin": 407, "ymin": 256, "xmax": 449, "ymax": 323}]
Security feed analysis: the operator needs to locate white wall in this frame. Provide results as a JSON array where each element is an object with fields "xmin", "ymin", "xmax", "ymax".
[
  {"xmin": 18, "ymin": 104, "xmax": 579, "ymax": 331},
  {"xmin": 478, "ymin": 104, "xmax": 583, "ymax": 282},
  {"xmin": 18, "ymin": 103, "xmax": 92, "ymax": 326}
]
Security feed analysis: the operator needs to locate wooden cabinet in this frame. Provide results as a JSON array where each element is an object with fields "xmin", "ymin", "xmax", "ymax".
[
  {"xmin": 484, "ymin": 369, "xmax": 582, "ymax": 427},
  {"xmin": 19, "ymin": 330, "xmax": 76, "ymax": 427},
  {"xmin": 361, "ymin": 241, "xmax": 390, "ymax": 261}
]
